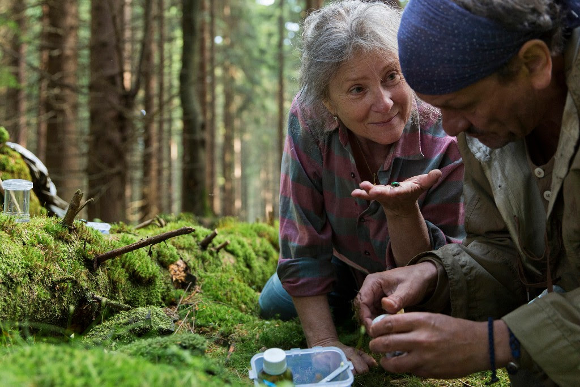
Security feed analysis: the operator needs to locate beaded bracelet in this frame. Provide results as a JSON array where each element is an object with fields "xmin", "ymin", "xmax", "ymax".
[
  {"xmin": 486, "ymin": 317, "xmax": 499, "ymax": 385},
  {"xmin": 506, "ymin": 327, "xmax": 521, "ymax": 375},
  {"xmin": 508, "ymin": 327, "xmax": 521, "ymax": 358}
]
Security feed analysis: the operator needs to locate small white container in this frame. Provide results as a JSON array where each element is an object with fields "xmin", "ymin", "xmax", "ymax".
[
  {"xmin": 86, "ymin": 222, "xmax": 111, "ymax": 234},
  {"xmin": 249, "ymin": 346, "xmax": 354, "ymax": 386},
  {"xmin": 2, "ymin": 179, "xmax": 33, "ymax": 223}
]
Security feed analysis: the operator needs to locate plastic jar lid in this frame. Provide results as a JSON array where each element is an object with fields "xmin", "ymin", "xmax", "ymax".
[
  {"xmin": 2, "ymin": 179, "xmax": 33, "ymax": 191},
  {"xmin": 262, "ymin": 348, "xmax": 287, "ymax": 375}
]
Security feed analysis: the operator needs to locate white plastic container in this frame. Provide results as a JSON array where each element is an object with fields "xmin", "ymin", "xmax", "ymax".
[
  {"xmin": 86, "ymin": 222, "xmax": 111, "ymax": 234},
  {"xmin": 249, "ymin": 346, "xmax": 354, "ymax": 386},
  {"xmin": 2, "ymin": 179, "xmax": 33, "ymax": 223}
]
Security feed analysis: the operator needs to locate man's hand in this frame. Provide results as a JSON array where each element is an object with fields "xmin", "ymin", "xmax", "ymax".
[
  {"xmin": 356, "ymin": 262, "xmax": 438, "ymax": 332},
  {"xmin": 367, "ymin": 312, "xmax": 511, "ymax": 379}
]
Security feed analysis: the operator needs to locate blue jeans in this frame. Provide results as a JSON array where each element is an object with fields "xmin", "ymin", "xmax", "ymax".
[{"xmin": 259, "ymin": 257, "xmax": 359, "ymax": 321}]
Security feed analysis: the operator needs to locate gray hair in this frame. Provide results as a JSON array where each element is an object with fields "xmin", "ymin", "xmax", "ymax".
[
  {"xmin": 297, "ymin": 0, "xmax": 402, "ymax": 117},
  {"xmin": 451, "ymin": 0, "xmax": 567, "ymax": 55}
]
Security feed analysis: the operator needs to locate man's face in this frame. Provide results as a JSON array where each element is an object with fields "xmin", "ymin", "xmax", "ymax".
[{"xmin": 416, "ymin": 73, "xmax": 541, "ymax": 149}]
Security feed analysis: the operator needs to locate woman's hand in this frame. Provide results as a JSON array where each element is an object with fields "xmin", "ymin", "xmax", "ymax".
[
  {"xmin": 367, "ymin": 312, "xmax": 510, "ymax": 379},
  {"xmin": 292, "ymin": 295, "xmax": 376, "ymax": 375},
  {"xmin": 312, "ymin": 338, "xmax": 377, "ymax": 375},
  {"xmin": 351, "ymin": 169, "xmax": 441, "ymax": 217},
  {"xmin": 352, "ymin": 170, "xmax": 442, "ymax": 266}
]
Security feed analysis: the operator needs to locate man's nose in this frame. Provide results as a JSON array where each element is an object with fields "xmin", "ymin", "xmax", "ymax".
[{"xmin": 441, "ymin": 110, "xmax": 471, "ymax": 136}]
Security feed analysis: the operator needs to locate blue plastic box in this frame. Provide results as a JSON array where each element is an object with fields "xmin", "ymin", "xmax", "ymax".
[{"xmin": 248, "ymin": 346, "xmax": 354, "ymax": 386}]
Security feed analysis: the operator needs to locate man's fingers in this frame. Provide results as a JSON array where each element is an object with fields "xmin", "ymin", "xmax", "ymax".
[{"xmin": 381, "ymin": 293, "xmax": 404, "ymax": 314}]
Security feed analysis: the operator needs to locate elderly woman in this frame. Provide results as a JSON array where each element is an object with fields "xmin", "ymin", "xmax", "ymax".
[{"xmin": 259, "ymin": 0, "xmax": 465, "ymax": 374}]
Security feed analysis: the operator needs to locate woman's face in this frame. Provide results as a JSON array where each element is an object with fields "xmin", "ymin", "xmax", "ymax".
[{"xmin": 323, "ymin": 50, "xmax": 413, "ymax": 144}]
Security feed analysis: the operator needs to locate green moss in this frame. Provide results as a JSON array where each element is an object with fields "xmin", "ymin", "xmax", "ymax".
[
  {"xmin": 0, "ymin": 343, "xmax": 242, "ymax": 387},
  {"xmin": 153, "ymin": 242, "xmax": 181, "ymax": 268},
  {"xmin": 0, "ymin": 211, "xmax": 515, "ymax": 387},
  {"xmin": 199, "ymin": 272, "xmax": 259, "ymax": 315},
  {"xmin": 194, "ymin": 300, "xmax": 255, "ymax": 335},
  {"xmin": 118, "ymin": 333, "xmax": 208, "ymax": 363},
  {"xmin": 83, "ymin": 307, "xmax": 176, "ymax": 345},
  {"xmin": 0, "ymin": 126, "xmax": 8, "ymax": 144}
]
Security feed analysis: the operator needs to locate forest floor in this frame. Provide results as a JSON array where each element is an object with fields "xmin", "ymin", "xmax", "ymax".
[{"xmin": 0, "ymin": 212, "xmax": 510, "ymax": 387}]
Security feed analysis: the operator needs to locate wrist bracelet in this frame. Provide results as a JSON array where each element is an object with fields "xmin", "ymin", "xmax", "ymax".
[
  {"xmin": 506, "ymin": 327, "xmax": 521, "ymax": 375},
  {"xmin": 486, "ymin": 317, "xmax": 499, "ymax": 385},
  {"xmin": 508, "ymin": 327, "xmax": 521, "ymax": 359}
]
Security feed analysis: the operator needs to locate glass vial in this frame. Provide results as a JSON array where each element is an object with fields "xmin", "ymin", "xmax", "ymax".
[
  {"xmin": 258, "ymin": 348, "xmax": 294, "ymax": 386},
  {"xmin": 2, "ymin": 179, "xmax": 33, "ymax": 223}
]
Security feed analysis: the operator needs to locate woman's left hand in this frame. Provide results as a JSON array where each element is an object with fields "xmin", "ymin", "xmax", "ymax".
[
  {"xmin": 322, "ymin": 340, "xmax": 377, "ymax": 375},
  {"xmin": 351, "ymin": 169, "xmax": 441, "ymax": 216}
]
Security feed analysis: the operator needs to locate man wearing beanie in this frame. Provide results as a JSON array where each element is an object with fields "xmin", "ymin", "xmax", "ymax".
[{"xmin": 357, "ymin": 1, "xmax": 580, "ymax": 386}]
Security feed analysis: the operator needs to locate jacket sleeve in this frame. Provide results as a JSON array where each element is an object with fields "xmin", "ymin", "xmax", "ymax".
[{"xmin": 502, "ymin": 289, "xmax": 580, "ymax": 386}]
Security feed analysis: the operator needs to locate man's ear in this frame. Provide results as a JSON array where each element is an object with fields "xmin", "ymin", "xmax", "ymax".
[{"xmin": 518, "ymin": 39, "xmax": 552, "ymax": 90}]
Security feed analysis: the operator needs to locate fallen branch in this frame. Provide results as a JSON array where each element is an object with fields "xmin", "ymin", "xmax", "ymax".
[
  {"xmin": 61, "ymin": 190, "xmax": 94, "ymax": 229},
  {"xmin": 92, "ymin": 294, "xmax": 131, "ymax": 311},
  {"xmin": 134, "ymin": 218, "xmax": 154, "ymax": 230},
  {"xmin": 199, "ymin": 229, "xmax": 218, "ymax": 250},
  {"xmin": 211, "ymin": 240, "xmax": 230, "ymax": 253},
  {"xmin": 134, "ymin": 216, "xmax": 166, "ymax": 230},
  {"xmin": 93, "ymin": 226, "xmax": 195, "ymax": 269}
]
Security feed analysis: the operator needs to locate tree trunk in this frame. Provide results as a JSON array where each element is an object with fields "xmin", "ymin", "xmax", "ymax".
[
  {"xmin": 208, "ymin": 0, "xmax": 217, "ymax": 214},
  {"xmin": 5, "ymin": 0, "xmax": 28, "ymax": 147},
  {"xmin": 221, "ymin": 0, "xmax": 235, "ymax": 216},
  {"xmin": 141, "ymin": 0, "xmax": 159, "ymax": 221},
  {"xmin": 45, "ymin": 0, "xmax": 82, "ymax": 202},
  {"xmin": 88, "ymin": 0, "xmax": 129, "ymax": 222},
  {"xmin": 304, "ymin": 0, "xmax": 323, "ymax": 17},
  {"xmin": 200, "ymin": 0, "xmax": 214, "ymax": 216},
  {"xmin": 37, "ymin": 1, "xmax": 49, "ymax": 161},
  {"xmin": 180, "ymin": 0, "xmax": 208, "ymax": 215},
  {"xmin": 157, "ymin": 0, "xmax": 170, "ymax": 215}
]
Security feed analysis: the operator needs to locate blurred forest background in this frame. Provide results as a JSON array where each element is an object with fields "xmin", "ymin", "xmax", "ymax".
[{"xmin": 0, "ymin": 0, "xmax": 402, "ymax": 225}]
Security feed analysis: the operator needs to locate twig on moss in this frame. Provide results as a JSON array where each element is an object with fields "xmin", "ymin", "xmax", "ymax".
[
  {"xmin": 199, "ymin": 229, "xmax": 218, "ymax": 250},
  {"xmin": 61, "ymin": 190, "xmax": 93, "ymax": 229},
  {"xmin": 134, "ymin": 216, "xmax": 166, "ymax": 230},
  {"xmin": 135, "ymin": 218, "xmax": 154, "ymax": 230},
  {"xmin": 92, "ymin": 294, "xmax": 131, "ymax": 311},
  {"xmin": 175, "ymin": 281, "xmax": 193, "ymax": 310},
  {"xmin": 174, "ymin": 307, "xmax": 192, "ymax": 334},
  {"xmin": 93, "ymin": 226, "xmax": 195, "ymax": 269},
  {"xmin": 211, "ymin": 240, "xmax": 230, "ymax": 253}
]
